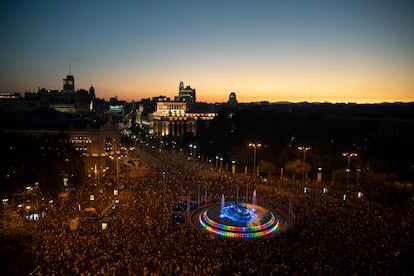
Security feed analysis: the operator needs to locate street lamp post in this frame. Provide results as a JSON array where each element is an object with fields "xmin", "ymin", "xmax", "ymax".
[
  {"xmin": 92, "ymin": 164, "xmax": 106, "ymax": 198},
  {"xmin": 189, "ymin": 144, "xmax": 196, "ymax": 157},
  {"xmin": 93, "ymin": 164, "xmax": 98, "ymax": 189},
  {"xmin": 248, "ymin": 143, "xmax": 262, "ymax": 176},
  {"xmin": 231, "ymin": 160, "xmax": 236, "ymax": 176},
  {"xmin": 298, "ymin": 146, "xmax": 311, "ymax": 188},
  {"xmin": 342, "ymin": 152, "xmax": 357, "ymax": 188},
  {"xmin": 110, "ymin": 155, "xmax": 121, "ymax": 187}
]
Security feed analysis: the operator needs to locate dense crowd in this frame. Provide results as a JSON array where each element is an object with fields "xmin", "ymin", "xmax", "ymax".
[{"xmin": 30, "ymin": 143, "xmax": 413, "ymax": 275}]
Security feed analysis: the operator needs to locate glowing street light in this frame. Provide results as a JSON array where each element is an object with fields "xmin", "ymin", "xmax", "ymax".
[
  {"xmin": 248, "ymin": 143, "xmax": 262, "ymax": 176},
  {"xmin": 91, "ymin": 164, "xmax": 107, "ymax": 196},
  {"xmin": 298, "ymin": 146, "xmax": 311, "ymax": 187},
  {"xmin": 109, "ymin": 155, "xmax": 122, "ymax": 186},
  {"xmin": 342, "ymin": 152, "xmax": 357, "ymax": 186},
  {"xmin": 231, "ymin": 160, "xmax": 236, "ymax": 176},
  {"xmin": 342, "ymin": 152, "xmax": 358, "ymax": 169}
]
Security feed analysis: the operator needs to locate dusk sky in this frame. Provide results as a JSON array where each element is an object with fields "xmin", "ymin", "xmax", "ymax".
[{"xmin": 1, "ymin": 0, "xmax": 413, "ymax": 103}]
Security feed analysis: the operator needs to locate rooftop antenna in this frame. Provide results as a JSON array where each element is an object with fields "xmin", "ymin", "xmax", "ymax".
[{"xmin": 69, "ymin": 64, "xmax": 71, "ymax": 75}]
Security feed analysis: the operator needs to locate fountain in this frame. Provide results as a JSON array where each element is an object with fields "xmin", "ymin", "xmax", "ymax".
[
  {"xmin": 252, "ymin": 190, "xmax": 257, "ymax": 207},
  {"xmin": 193, "ymin": 190, "xmax": 286, "ymax": 238},
  {"xmin": 219, "ymin": 200, "xmax": 256, "ymax": 224},
  {"xmin": 219, "ymin": 194, "xmax": 225, "ymax": 218}
]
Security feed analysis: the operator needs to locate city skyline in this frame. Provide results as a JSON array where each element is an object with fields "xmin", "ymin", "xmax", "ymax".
[{"xmin": 1, "ymin": 0, "xmax": 413, "ymax": 103}]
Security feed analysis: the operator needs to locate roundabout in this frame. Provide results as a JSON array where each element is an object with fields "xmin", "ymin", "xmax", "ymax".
[{"xmin": 192, "ymin": 194, "xmax": 290, "ymax": 238}]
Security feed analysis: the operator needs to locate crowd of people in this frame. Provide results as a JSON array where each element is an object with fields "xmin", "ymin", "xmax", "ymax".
[{"xmin": 30, "ymin": 141, "xmax": 413, "ymax": 275}]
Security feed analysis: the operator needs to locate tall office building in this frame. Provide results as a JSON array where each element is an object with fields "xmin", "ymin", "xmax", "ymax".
[
  {"xmin": 175, "ymin": 81, "xmax": 196, "ymax": 105},
  {"xmin": 63, "ymin": 73, "xmax": 75, "ymax": 92}
]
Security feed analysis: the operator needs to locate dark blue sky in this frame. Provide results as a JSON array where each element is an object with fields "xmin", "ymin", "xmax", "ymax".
[{"xmin": 1, "ymin": 0, "xmax": 413, "ymax": 103}]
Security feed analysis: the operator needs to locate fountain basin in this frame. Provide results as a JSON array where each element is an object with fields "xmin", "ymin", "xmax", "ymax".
[{"xmin": 193, "ymin": 202, "xmax": 283, "ymax": 238}]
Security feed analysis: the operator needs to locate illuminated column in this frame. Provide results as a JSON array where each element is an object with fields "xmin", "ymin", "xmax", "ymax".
[
  {"xmin": 171, "ymin": 120, "xmax": 175, "ymax": 136},
  {"xmin": 167, "ymin": 121, "xmax": 170, "ymax": 136},
  {"xmin": 157, "ymin": 121, "xmax": 162, "ymax": 136},
  {"xmin": 163, "ymin": 121, "xmax": 167, "ymax": 136},
  {"xmin": 175, "ymin": 121, "xmax": 179, "ymax": 136},
  {"xmin": 166, "ymin": 121, "xmax": 170, "ymax": 136},
  {"xmin": 176, "ymin": 121, "xmax": 179, "ymax": 136},
  {"xmin": 159, "ymin": 121, "xmax": 163, "ymax": 136},
  {"xmin": 154, "ymin": 120, "xmax": 157, "ymax": 136},
  {"xmin": 153, "ymin": 120, "xmax": 158, "ymax": 136}
]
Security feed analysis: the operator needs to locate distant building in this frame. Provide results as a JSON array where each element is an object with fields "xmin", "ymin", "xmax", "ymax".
[
  {"xmin": 136, "ymin": 82, "xmax": 218, "ymax": 137},
  {"xmin": 0, "ymin": 92, "xmax": 21, "ymax": 99},
  {"xmin": 175, "ymin": 81, "xmax": 196, "ymax": 106},
  {"xmin": 228, "ymin": 92, "xmax": 238, "ymax": 106},
  {"xmin": 152, "ymin": 101, "xmax": 190, "ymax": 136},
  {"xmin": 153, "ymin": 95, "xmax": 171, "ymax": 102},
  {"xmin": 0, "ymin": 71, "xmax": 119, "ymax": 174},
  {"xmin": 108, "ymin": 97, "xmax": 125, "ymax": 125},
  {"xmin": 152, "ymin": 101, "xmax": 217, "ymax": 137},
  {"xmin": 135, "ymin": 98, "xmax": 152, "ymax": 131},
  {"xmin": 0, "ymin": 72, "xmax": 95, "ymax": 114},
  {"xmin": 63, "ymin": 73, "xmax": 75, "ymax": 92},
  {"xmin": 89, "ymin": 85, "xmax": 95, "ymax": 98},
  {"xmin": 0, "ymin": 107, "xmax": 120, "ymax": 174}
]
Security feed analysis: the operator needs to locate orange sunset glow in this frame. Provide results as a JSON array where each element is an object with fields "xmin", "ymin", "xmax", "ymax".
[{"xmin": 1, "ymin": 1, "xmax": 413, "ymax": 103}]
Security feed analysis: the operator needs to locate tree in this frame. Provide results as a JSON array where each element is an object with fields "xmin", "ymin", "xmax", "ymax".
[
  {"xmin": 284, "ymin": 159, "xmax": 311, "ymax": 179},
  {"xmin": 0, "ymin": 209, "xmax": 36, "ymax": 275},
  {"xmin": 258, "ymin": 160, "xmax": 276, "ymax": 176},
  {"xmin": 0, "ymin": 133, "xmax": 84, "ymax": 195}
]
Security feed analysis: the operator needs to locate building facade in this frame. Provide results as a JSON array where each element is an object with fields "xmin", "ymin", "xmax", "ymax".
[
  {"xmin": 137, "ymin": 82, "xmax": 218, "ymax": 137},
  {"xmin": 152, "ymin": 102, "xmax": 195, "ymax": 136},
  {"xmin": 175, "ymin": 81, "xmax": 196, "ymax": 105},
  {"xmin": 0, "ymin": 73, "xmax": 95, "ymax": 114},
  {"xmin": 1, "ymin": 114, "xmax": 120, "ymax": 175}
]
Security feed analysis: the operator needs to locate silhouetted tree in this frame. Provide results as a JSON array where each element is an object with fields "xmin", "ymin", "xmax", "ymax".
[
  {"xmin": 0, "ymin": 133, "xmax": 84, "ymax": 195},
  {"xmin": 0, "ymin": 209, "xmax": 35, "ymax": 275}
]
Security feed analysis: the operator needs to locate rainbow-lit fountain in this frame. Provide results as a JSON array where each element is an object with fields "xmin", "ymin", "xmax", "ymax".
[{"xmin": 193, "ymin": 190, "xmax": 285, "ymax": 238}]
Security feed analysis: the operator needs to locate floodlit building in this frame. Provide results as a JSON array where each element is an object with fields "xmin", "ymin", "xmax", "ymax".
[{"xmin": 137, "ymin": 82, "xmax": 218, "ymax": 137}]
